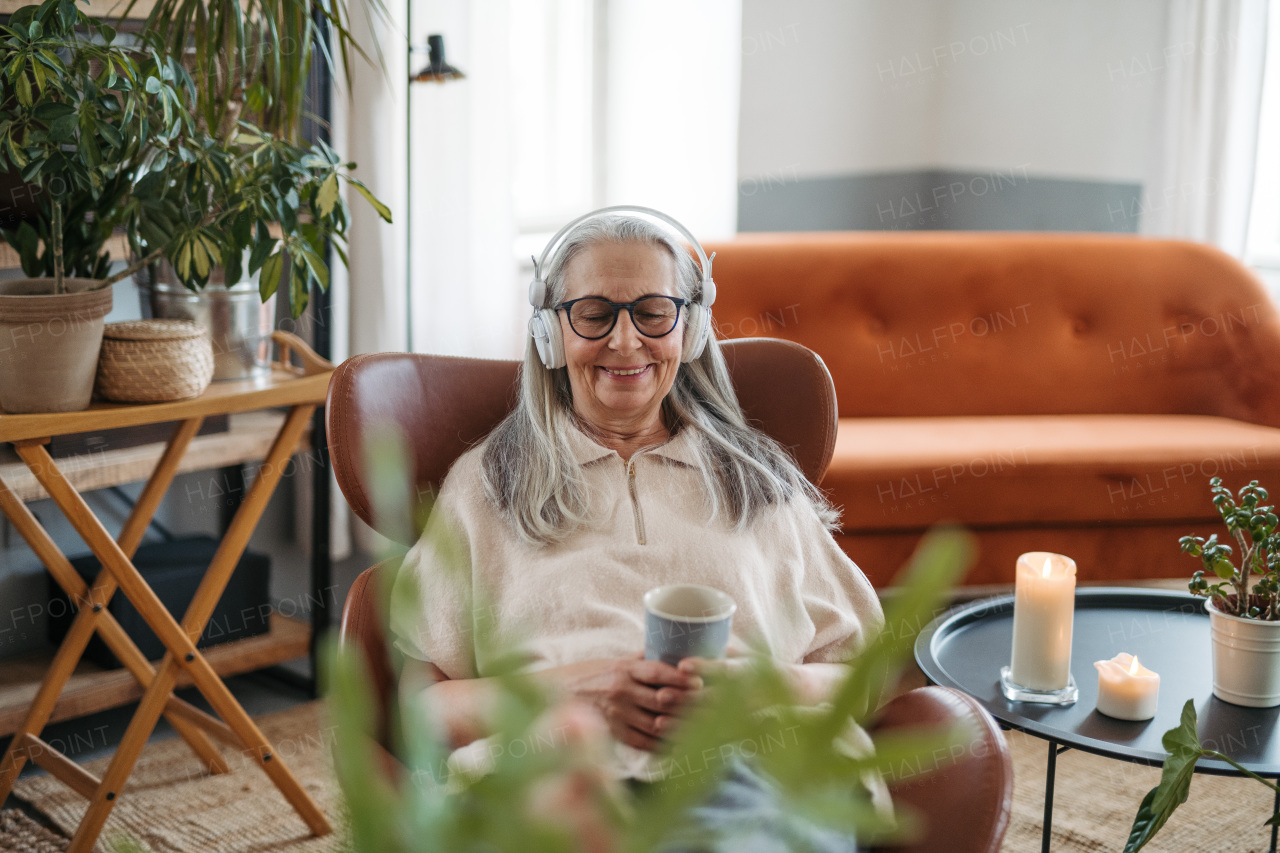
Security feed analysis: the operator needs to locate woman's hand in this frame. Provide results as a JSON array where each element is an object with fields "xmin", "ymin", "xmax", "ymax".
[
  {"xmin": 674, "ymin": 651, "xmax": 751, "ymax": 704},
  {"xmin": 539, "ymin": 654, "xmax": 703, "ymax": 752},
  {"xmin": 678, "ymin": 656, "xmax": 852, "ymax": 707}
]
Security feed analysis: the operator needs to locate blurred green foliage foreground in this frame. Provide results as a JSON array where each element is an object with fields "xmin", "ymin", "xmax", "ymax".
[{"xmin": 324, "ymin": 523, "xmax": 980, "ymax": 853}]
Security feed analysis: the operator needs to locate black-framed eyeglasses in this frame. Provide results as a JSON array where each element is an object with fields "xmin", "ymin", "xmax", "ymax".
[{"xmin": 555, "ymin": 296, "xmax": 689, "ymax": 340}]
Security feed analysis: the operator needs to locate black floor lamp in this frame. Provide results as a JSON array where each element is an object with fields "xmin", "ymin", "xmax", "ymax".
[{"xmin": 406, "ymin": 26, "xmax": 465, "ymax": 352}]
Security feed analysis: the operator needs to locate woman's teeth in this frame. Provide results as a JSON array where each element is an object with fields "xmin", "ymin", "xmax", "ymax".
[{"xmin": 603, "ymin": 366, "xmax": 647, "ymax": 376}]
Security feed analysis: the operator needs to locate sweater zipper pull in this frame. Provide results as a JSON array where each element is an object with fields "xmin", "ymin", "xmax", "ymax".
[{"xmin": 626, "ymin": 459, "xmax": 646, "ymax": 545}]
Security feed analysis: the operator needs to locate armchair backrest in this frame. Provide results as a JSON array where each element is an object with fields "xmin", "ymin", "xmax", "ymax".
[{"xmin": 327, "ymin": 337, "xmax": 838, "ymax": 546}]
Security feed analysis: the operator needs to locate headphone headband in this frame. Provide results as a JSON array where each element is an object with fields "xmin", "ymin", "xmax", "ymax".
[
  {"xmin": 529, "ymin": 205, "xmax": 715, "ymax": 305},
  {"xmin": 527, "ymin": 205, "xmax": 717, "ymax": 368}
]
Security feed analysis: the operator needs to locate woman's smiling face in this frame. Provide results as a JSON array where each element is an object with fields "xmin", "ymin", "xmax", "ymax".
[{"xmin": 559, "ymin": 240, "xmax": 684, "ymax": 435}]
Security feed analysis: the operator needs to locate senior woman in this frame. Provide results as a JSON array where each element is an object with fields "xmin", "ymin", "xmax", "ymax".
[{"xmin": 390, "ymin": 209, "xmax": 883, "ymax": 849}]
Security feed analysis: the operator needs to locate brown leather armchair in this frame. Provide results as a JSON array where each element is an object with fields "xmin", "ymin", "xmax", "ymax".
[{"xmin": 327, "ymin": 338, "xmax": 1012, "ymax": 853}]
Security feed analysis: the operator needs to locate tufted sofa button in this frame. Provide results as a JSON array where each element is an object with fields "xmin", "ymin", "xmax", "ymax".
[
  {"xmin": 1073, "ymin": 317, "xmax": 1090, "ymax": 334},
  {"xmin": 867, "ymin": 317, "xmax": 886, "ymax": 333}
]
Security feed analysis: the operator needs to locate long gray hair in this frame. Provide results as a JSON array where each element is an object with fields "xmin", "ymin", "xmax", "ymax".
[{"xmin": 481, "ymin": 214, "xmax": 838, "ymax": 545}]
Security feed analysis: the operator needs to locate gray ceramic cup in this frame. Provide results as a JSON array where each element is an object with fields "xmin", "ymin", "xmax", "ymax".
[{"xmin": 643, "ymin": 584, "xmax": 737, "ymax": 668}]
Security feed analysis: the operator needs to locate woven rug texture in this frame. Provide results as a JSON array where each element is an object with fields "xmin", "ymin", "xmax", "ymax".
[
  {"xmin": 4, "ymin": 700, "xmax": 1278, "ymax": 851},
  {"xmin": 0, "ymin": 808, "xmax": 68, "ymax": 853},
  {"xmin": 1001, "ymin": 727, "xmax": 1277, "ymax": 852},
  {"xmin": 11, "ymin": 702, "xmax": 349, "ymax": 853}
]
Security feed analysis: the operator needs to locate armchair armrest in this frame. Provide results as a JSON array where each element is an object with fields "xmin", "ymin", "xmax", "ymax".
[{"xmin": 868, "ymin": 686, "xmax": 1012, "ymax": 853}]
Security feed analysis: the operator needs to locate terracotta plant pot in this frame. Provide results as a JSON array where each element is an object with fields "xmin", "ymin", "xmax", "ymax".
[
  {"xmin": 1206, "ymin": 597, "xmax": 1280, "ymax": 707},
  {"xmin": 0, "ymin": 277, "xmax": 113, "ymax": 413}
]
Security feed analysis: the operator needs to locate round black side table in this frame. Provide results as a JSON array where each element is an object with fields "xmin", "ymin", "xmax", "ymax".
[{"xmin": 915, "ymin": 588, "xmax": 1280, "ymax": 853}]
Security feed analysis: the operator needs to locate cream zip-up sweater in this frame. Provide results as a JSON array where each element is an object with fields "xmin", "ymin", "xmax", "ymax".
[{"xmin": 390, "ymin": 424, "xmax": 885, "ymax": 780}]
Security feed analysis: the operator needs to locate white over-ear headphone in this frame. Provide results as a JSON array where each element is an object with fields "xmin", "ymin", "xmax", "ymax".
[{"xmin": 527, "ymin": 205, "xmax": 717, "ymax": 370}]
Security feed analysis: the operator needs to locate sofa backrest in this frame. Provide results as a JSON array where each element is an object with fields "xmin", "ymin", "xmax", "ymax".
[{"xmin": 704, "ymin": 232, "xmax": 1280, "ymax": 426}]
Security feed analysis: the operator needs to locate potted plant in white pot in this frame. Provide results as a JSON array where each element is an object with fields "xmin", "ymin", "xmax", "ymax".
[
  {"xmin": 1180, "ymin": 477, "xmax": 1280, "ymax": 707},
  {"xmin": 0, "ymin": 0, "xmax": 191, "ymax": 412}
]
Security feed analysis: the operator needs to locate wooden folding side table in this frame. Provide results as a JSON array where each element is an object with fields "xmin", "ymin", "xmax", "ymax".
[{"xmin": 0, "ymin": 332, "xmax": 334, "ymax": 852}]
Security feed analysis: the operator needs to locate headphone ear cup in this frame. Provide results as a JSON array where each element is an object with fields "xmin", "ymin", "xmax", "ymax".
[
  {"xmin": 530, "ymin": 308, "xmax": 566, "ymax": 369},
  {"xmin": 681, "ymin": 303, "xmax": 712, "ymax": 363}
]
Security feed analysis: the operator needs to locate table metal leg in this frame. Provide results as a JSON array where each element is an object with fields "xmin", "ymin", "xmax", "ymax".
[{"xmin": 1042, "ymin": 739, "xmax": 1058, "ymax": 853}]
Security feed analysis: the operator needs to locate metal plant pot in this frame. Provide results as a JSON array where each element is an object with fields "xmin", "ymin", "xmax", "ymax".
[
  {"xmin": 138, "ymin": 263, "xmax": 275, "ymax": 381},
  {"xmin": 0, "ymin": 277, "xmax": 112, "ymax": 413},
  {"xmin": 1206, "ymin": 597, "xmax": 1280, "ymax": 707}
]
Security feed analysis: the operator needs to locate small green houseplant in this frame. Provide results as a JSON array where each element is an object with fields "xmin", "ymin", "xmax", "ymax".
[
  {"xmin": 1181, "ymin": 477, "xmax": 1280, "ymax": 622},
  {"xmin": 1122, "ymin": 478, "xmax": 1280, "ymax": 851},
  {"xmin": 1179, "ymin": 478, "xmax": 1280, "ymax": 708},
  {"xmin": 0, "ymin": 0, "xmax": 192, "ymax": 411}
]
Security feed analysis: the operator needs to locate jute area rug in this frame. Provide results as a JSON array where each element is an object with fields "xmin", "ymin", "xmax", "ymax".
[
  {"xmin": 2, "ymin": 701, "xmax": 1276, "ymax": 852},
  {"xmin": 8, "ymin": 702, "xmax": 349, "ymax": 853},
  {"xmin": 1000, "ymin": 727, "xmax": 1277, "ymax": 852}
]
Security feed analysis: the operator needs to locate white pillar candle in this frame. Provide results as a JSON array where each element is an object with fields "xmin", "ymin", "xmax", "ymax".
[
  {"xmin": 1009, "ymin": 552, "xmax": 1077, "ymax": 690},
  {"xmin": 1094, "ymin": 653, "xmax": 1160, "ymax": 721}
]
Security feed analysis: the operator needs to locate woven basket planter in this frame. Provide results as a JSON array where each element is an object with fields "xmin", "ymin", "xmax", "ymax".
[{"xmin": 96, "ymin": 320, "xmax": 214, "ymax": 403}]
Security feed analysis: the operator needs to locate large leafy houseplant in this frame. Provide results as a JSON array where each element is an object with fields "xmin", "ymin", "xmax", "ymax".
[
  {"xmin": 124, "ymin": 121, "xmax": 390, "ymax": 319},
  {"xmin": 0, "ymin": 0, "xmax": 192, "ymax": 412},
  {"xmin": 122, "ymin": 0, "xmax": 379, "ymax": 144},
  {"xmin": 0, "ymin": 0, "xmax": 190, "ymax": 291},
  {"xmin": 118, "ymin": 0, "xmax": 390, "ymax": 320}
]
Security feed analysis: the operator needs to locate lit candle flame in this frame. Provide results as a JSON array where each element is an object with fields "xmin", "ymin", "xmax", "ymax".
[
  {"xmin": 1042, "ymin": 556, "xmax": 1053, "ymax": 578},
  {"xmin": 1129, "ymin": 656, "xmax": 1140, "ymax": 676}
]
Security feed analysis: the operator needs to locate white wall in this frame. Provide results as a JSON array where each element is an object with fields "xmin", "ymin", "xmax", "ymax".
[{"xmin": 739, "ymin": 0, "xmax": 1168, "ymax": 185}]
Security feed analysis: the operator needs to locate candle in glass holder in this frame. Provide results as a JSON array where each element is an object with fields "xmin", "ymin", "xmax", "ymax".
[
  {"xmin": 1009, "ymin": 552, "xmax": 1077, "ymax": 690},
  {"xmin": 1094, "ymin": 653, "xmax": 1160, "ymax": 721}
]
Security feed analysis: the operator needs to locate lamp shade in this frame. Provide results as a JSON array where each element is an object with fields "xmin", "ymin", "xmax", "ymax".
[{"xmin": 412, "ymin": 34, "xmax": 465, "ymax": 83}]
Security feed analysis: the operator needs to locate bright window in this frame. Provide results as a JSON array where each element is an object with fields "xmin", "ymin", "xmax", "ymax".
[
  {"xmin": 509, "ymin": 0, "xmax": 598, "ymax": 238},
  {"xmin": 1246, "ymin": 2, "xmax": 1280, "ymax": 270}
]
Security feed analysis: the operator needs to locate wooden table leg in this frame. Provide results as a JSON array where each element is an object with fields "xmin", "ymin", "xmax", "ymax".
[
  {"xmin": 19, "ymin": 407, "xmax": 331, "ymax": 852},
  {"xmin": 0, "ymin": 420, "xmax": 230, "ymax": 803}
]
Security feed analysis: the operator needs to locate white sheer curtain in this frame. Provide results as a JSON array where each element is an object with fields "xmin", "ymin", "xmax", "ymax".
[
  {"xmin": 1142, "ymin": 0, "xmax": 1269, "ymax": 257},
  {"xmin": 406, "ymin": 0, "xmax": 522, "ymax": 359},
  {"xmin": 338, "ymin": 0, "xmax": 410, "ymax": 361},
  {"xmin": 337, "ymin": 0, "xmax": 521, "ymax": 364}
]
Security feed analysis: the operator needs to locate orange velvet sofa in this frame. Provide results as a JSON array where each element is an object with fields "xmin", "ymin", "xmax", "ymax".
[{"xmin": 704, "ymin": 232, "xmax": 1280, "ymax": 587}]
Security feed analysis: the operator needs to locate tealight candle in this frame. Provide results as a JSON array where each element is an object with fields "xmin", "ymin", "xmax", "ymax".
[
  {"xmin": 1095, "ymin": 653, "xmax": 1160, "ymax": 721},
  {"xmin": 1008, "ymin": 552, "xmax": 1077, "ymax": 691}
]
